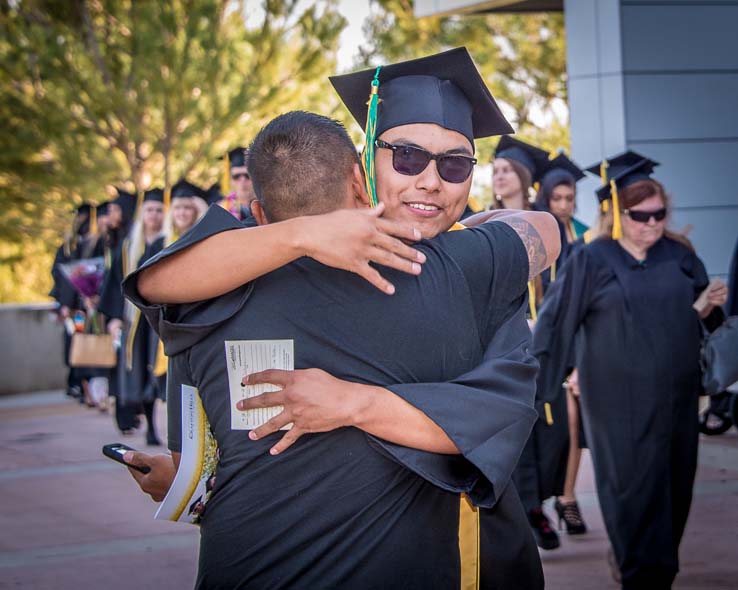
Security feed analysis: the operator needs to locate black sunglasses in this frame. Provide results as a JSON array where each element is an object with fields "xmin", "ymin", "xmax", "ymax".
[
  {"xmin": 375, "ymin": 139, "xmax": 477, "ymax": 184},
  {"xmin": 624, "ymin": 208, "xmax": 667, "ymax": 223},
  {"xmin": 231, "ymin": 172, "xmax": 250, "ymax": 181}
]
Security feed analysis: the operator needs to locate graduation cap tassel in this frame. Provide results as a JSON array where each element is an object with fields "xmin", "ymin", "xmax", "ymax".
[
  {"xmin": 527, "ymin": 281, "xmax": 537, "ymax": 322},
  {"xmin": 89, "ymin": 205, "xmax": 98, "ymax": 236},
  {"xmin": 599, "ymin": 160, "xmax": 609, "ymax": 186},
  {"xmin": 362, "ymin": 66, "xmax": 382, "ymax": 208},
  {"xmin": 164, "ymin": 185, "xmax": 172, "ymax": 211},
  {"xmin": 222, "ymin": 153, "xmax": 230, "ymax": 196},
  {"xmin": 610, "ymin": 179, "xmax": 623, "ymax": 240}
]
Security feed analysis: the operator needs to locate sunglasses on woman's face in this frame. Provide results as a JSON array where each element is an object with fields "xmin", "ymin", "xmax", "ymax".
[
  {"xmin": 375, "ymin": 139, "xmax": 477, "ymax": 184},
  {"xmin": 624, "ymin": 208, "xmax": 667, "ymax": 223}
]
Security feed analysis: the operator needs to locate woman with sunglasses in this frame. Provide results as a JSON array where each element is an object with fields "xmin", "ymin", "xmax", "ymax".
[{"xmin": 533, "ymin": 150, "xmax": 727, "ymax": 589}]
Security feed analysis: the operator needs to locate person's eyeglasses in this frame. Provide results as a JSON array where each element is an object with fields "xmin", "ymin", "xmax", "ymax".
[
  {"xmin": 623, "ymin": 208, "xmax": 667, "ymax": 223},
  {"xmin": 375, "ymin": 139, "xmax": 477, "ymax": 184},
  {"xmin": 231, "ymin": 172, "xmax": 250, "ymax": 181}
]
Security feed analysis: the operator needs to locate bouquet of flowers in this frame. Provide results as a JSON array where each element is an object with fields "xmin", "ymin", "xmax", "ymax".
[{"xmin": 59, "ymin": 257, "xmax": 105, "ymax": 298}]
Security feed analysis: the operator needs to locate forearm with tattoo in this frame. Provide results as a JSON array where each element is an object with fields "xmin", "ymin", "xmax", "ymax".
[{"xmin": 498, "ymin": 217, "xmax": 548, "ymax": 281}]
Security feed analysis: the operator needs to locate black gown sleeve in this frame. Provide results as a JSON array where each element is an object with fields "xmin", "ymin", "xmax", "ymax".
[
  {"xmin": 374, "ymin": 297, "xmax": 538, "ymax": 508},
  {"xmin": 681, "ymin": 247, "xmax": 725, "ymax": 332},
  {"xmin": 97, "ymin": 243, "xmax": 125, "ymax": 320},
  {"xmin": 121, "ymin": 205, "xmax": 246, "ymax": 340},
  {"xmin": 532, "ymin": 245, "xmax": 597, "ymax": 406},
  {"xmin": 375, "ymin": 223, "xmax": 537, "ymax": 508}
]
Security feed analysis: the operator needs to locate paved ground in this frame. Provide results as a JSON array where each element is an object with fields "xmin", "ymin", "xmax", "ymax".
[{"xmin": 1, "ymin": 390, "xmax": 736, "ymax": 589}]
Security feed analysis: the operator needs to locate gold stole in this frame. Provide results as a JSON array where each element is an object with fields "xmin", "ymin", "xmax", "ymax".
[
  {"xmin": 448, "ymin": 221, "xmax": 481, "ymax": 590},
  {"xmin": 153, "ymin": 232, "xmax": 179, "ymax": 377}
]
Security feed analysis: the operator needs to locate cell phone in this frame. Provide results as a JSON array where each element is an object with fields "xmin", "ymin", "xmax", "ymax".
[{"xmin": 102, "ymin": 443, "xmax": 151, "ymax": 474}]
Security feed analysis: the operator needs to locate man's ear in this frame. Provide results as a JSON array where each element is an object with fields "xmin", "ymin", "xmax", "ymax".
[
  {"xmin": 351, "ymin": 162, "xmax": 371, "ymax": 208},
  {"xmin": 251, "ymin": 200, "xmax": 269, "ymax": 226}
]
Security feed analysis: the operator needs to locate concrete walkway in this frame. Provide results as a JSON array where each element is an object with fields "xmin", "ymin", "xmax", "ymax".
[{"xmin": 1, "ymin": 390, "xmax": 736, "ymax": 589}]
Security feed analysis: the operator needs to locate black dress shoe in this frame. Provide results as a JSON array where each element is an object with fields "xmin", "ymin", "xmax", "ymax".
[
  {"xmin": 554, "ymin": 498, "xmax": 588, "ymax": 535},
  {"xmin": 528, "ymin": 507, "xmax": 560, "ymax": 550}
]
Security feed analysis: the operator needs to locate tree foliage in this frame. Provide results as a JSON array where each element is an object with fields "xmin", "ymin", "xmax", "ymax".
[
  {"xmin": 0, "ymin": 0, "xmax": 345, "ymax": 302},
  {"xmin": 358, "ymin": 0, "xmax": 569, "ymax": 161}
]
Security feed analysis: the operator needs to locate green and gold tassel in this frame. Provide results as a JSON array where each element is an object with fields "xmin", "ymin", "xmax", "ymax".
[{"xmin": 362, "ymin": 66, "xmax": 382, "ymax": 208}]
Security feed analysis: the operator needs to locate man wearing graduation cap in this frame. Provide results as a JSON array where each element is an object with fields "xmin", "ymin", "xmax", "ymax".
[
  {"xmin": 124, "ymin": 49, "xmax": 560, "ymax": 589},
  {"xmin": 220, "ymin": 146, "xmax": 257, "ymax": 224}
]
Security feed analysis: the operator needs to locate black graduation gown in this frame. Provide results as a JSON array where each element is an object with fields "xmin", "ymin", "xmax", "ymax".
[
  {"xmin": 511, "ymin": 217, "xmax": 572, "ymax": 511},
  {"xmin": 533, "ymin": 236, "xmax": 712, "ymax": 587},
  {"xmin": 98, "ymin": 236, "xmax": 165, "ymax": 406},
  {"xmin": 122, "ymin": 205, "xmax": 543, "ymax": 590}
]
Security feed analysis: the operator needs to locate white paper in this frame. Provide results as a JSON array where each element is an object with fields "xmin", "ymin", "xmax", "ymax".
[
  {"xmin": 225, "ymin": 339, "xmax": 294, "ymax": 430},
  {"xmin": 155, "ymin": 384, "xmax": 217, "ymax": 525}
]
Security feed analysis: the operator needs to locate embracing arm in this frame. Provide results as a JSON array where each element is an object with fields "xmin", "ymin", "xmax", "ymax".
[
  {"xmin": 241, "ymin": 297, "xmax": 538, "ymax": 507},
  {"xmin": 463, "ymin": 209, "xmax": 561, "ymax": 280},
  {"xmin": 136, "ymin": 204, "xmax": 424, "ymax": 304},
  {"xmin": 240, "ymin": 369, "xmax": 459, "ymax": 455}
]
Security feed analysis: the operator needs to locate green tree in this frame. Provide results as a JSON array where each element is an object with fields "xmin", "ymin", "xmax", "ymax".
[
  {"xmin": 358, "ymin": 0, "xmax": 569, "ymax": 161},
  {"xmin": 0, "ymin": 0, "xmax": 346, "ymax": 302}
]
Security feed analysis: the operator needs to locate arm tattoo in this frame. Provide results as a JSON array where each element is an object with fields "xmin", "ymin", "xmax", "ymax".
[{"xmin": 499, "ymin": 217, "xmax": 547, "ymax": 281}]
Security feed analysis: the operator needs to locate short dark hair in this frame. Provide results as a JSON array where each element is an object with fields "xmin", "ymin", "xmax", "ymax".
[{"xmin": 247, "ymin": 111, "xmax": 360, "ymax": 222}]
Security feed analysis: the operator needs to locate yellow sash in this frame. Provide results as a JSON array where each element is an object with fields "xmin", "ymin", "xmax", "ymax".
[{"xmin": 448, "ymin": 221, "xmax": 480, "ymax": 590}]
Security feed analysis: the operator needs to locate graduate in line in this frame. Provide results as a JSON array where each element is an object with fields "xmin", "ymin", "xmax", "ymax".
[{"xmin": 533, "ymin": 151, "xmax": 727, "ymax": 589}]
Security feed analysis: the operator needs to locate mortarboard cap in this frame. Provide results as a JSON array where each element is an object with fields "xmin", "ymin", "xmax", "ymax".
[
  {"xmin": 76, "ymin": 203, "xmax": 91, "ymax": 215},
  {"xmin": 223, "ymin": 147, "xmax": 249, "ymax": 168},
  {"xmin": 541, "ymin": 153, "xmax": 585, "ymax": 185},
  {"xmin": 143, "ymin": 188, "xmax": 164, "ymax": 203},
  {"xmin": 205, "ymin": 182, "xmax": 224, "ymax": 206},
  {"xmin": 586, "ymin": 150, "xmax": 660, "ymax": 204},
  {"xmin": 96, "ymin": 201, "xmax": 110, "ymax": 216},
  {"xmin": 171, "ymin": 179, "xmax": 206, "ymax": 201},
  {"xmin": 330, "ymin": 47, "xmax": 513, "ymax": 148},
  {"xmin": 112, "ymin": 188, "xmax": 137, "ymax": 224},
  {"xmin": 494, "ymin": 136, "xmax": 550, "ymax": 181}
]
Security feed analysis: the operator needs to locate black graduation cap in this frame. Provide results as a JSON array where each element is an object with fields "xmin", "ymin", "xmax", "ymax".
[
  {"xmin": 585, "ymin": 150, "xmax": 660, "ymax": 204},
  {"xmin": 224, "ymin": 147, "xmax": 249, "ymax": 168},
  {"xmin": 541, "ymin": 153, "xmax": 585, "ymax": 185},
  {"xmin": 204, "ymin": 182, "xmax": 224, "ymax": 206},
  {"xmin": 76, "ymin": 203, "xmax": 91, "ymax": 215},
  {"xmin": 494, "ymin": 136, "xmax": 550, "ymax": 181},
  {"xmin": 143, "ymin": 188, "xmax": 164, "ymax": 203},
  {"xmin": 171, "ymin": 179, "xmax": 206, "ymax": 200},
  {"xmin": 329, "ymin": 47, "xmax": 513, "ymax": 147},
  {"xmin": 112, "ymin": 188, "xmax": 137, "ymax": 224},
  {"xmin": 96, "ymin": 201, "xmax": 110, "ymax": 216}
]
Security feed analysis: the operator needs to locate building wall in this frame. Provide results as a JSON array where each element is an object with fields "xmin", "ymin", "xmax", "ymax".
[
  {"xmin": 566, "ymin": 0, "xmax": 738, "ymax": 276},
  {"xmin": 0, "ymin": 304, "xmax": 67, "ymax": 395},
  {"xmin": 416, "ymin": 0, "xmax": 738, "ymax": 276}
]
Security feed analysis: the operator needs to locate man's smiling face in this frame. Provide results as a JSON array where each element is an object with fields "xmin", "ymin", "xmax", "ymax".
[{"xmin": 375, "ymin": 123, "xmax": 474, "ymax": 239}]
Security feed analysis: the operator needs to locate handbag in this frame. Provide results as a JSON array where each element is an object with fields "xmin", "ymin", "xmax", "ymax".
[
  {"xmin": 701, "ymin": 315, "xmax": 738, "ymax": 395},
  {"xmin": 69, "ymin": 332, "xmax": 117, "ymax": 368}
]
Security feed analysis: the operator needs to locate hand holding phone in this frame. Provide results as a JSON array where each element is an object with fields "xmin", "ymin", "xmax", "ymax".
[{"xmin": 102, "ymin": 443, "xmax": 151, "ymax": 474}]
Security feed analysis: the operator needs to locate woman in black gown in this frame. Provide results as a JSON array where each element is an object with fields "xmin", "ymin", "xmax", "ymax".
[
  {"xmin": 99, "ymin": 189, "xmax": 167, "ymax": 444},
  {"xmin": 533, "ymin": 151, "xmax": 727, "ymax": 589}
]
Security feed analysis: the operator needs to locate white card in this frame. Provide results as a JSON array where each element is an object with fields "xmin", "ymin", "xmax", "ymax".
[{"xmin": 225, "ymin": 339, "xmax": 294, "ymax": 430}]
